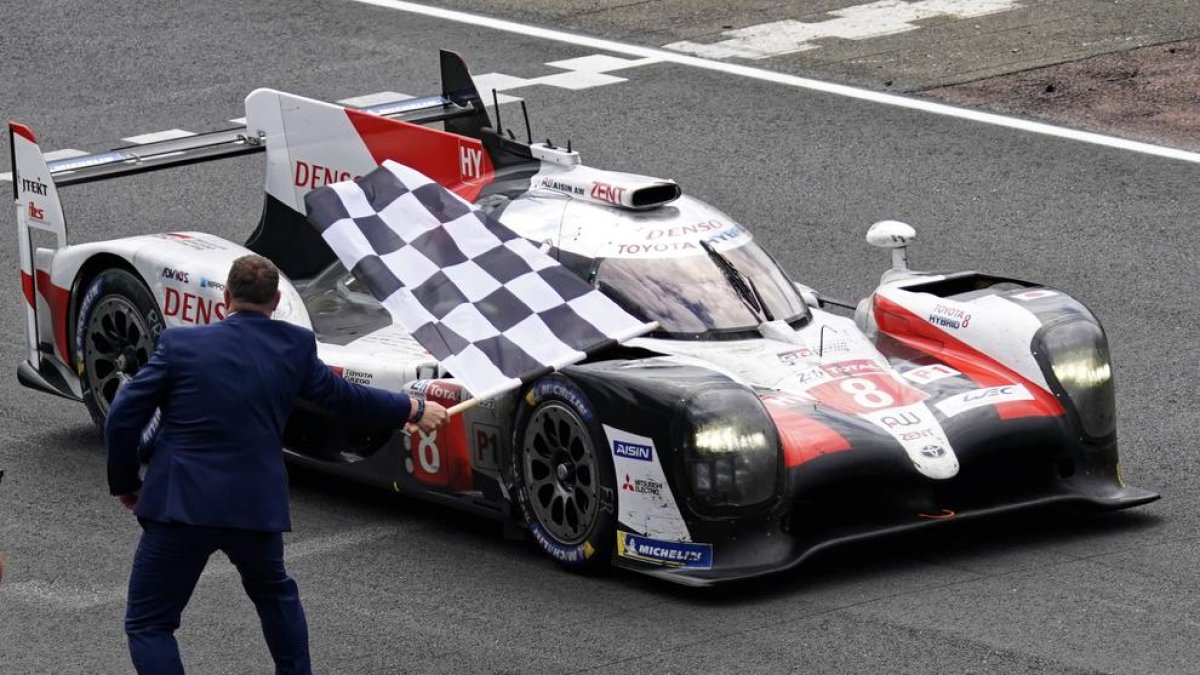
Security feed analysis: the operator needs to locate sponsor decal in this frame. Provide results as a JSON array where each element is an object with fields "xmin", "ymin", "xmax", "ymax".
[
  {"xmin": 470, "ymin": 423, "xmax": 501, "ymax": 471},
  {"xmin": 776, "ymin": 347, "xmax": 815, "ymax": 365},
  {"xmin": 458, "ymin": 141, "xmax": 485, "ymax": 183},
  {"xmin": 334, "ymin": 367, "xmax": 372, "ymax": 385},
  {"xmin": 614, "ymin": 221, "xmax": 746, "ymax": 256},
  {"xmin": 1012, "ymin": 289, "xmax": 1059, "ymax": 301},
  {"xmin": 590, "ymin": 181, "xmax": 625, "ymax": 205},
  {"xmin": 604, "ymin": 424, "xmax": 691, "ymax": 541},
  {"xmin": 153, "ymin": 233, "xmax": 228, "ymax": 251},
  {"xmin": 935, "ymin": 384, "xmax": 1034, "ymax": 418},
  {"xmin": 535, "ymin": 176, "xmax": 585, "ymax": 195},
  {"xmin": 27, "ymin": 202, "xmax": 45, "ymax": 222},
  {"xmin": 163, "ymin": 287, "xmax": 226, "ymax": 325},
  {"xmin": 20, "ymin": 178, "xmax": 48, "ymax": 196},
  {"xmin": 806, "ymin": 363, "xmax": 927, "ymax": 415},
  {"xmin": 903, "ymin": 363, "xmax": 960, "ymax": 385},
  {"xmin": 616, "ymin": 531, "xmax": 712, "ymax": 570},
  {"xmin": 292, "ymin": 160, "xmax": 359, "ymax": 190},
  {"xmin": 199, "ymin": 277, "xmax": 225, "ymax": 291},
  {"xmin": 530, "ymin": 522, "xmax": 593, "ymax": 565},
  {"xmin": 859, "ymin": 402, "xmax": 959, "ymax": 480},
  {"xmin": 162, "ymin": 267, "xmax": 189, "ymax": 284},
  {"xmin": 919, "ymin": 444, "xmax": 947, "ymax": 458},
  {"xmin": 612, "ymin": 440, "xmax": 653, "ymax": 461},
  {"xmin": 621, "ymin": 474, "xmax": 663, "ymax": 496},
  {"xmin": 74, "ymin": 279, "xmax": 105, "ymax": 373},
  {"xmin": 527, "ymin": 379, "xmax": 594, "ymax": 422},
  {"xmin": 927, "ymin": 303, "xmax": 972, "ymax": 330},
  {"xmin": 820, "ymin": 358, "xmax": 883, "ymax": 378}
]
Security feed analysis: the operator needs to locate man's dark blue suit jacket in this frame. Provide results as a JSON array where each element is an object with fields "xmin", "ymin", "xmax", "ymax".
[{"xmin": 105, "ymin": 311, "xmax": 410, "ymax": 532}]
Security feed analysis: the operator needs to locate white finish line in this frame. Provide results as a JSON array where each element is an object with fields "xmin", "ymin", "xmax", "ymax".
[
  {"xmin": 666, "ymin": 0, "xmax": 1021, "ymax": 59},
  {"xmin": 346, "ymin": 0, "xmax": 1200, "ymax": 165}
]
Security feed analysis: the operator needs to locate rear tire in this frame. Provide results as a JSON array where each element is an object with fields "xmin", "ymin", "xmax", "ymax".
[
  {"xmin": 76, "ymin": 269, "xmax": 164, "ymax": 431},
  {"xmin": 511, "ymin": 376, "xmax": 616, "ymax": 571}
]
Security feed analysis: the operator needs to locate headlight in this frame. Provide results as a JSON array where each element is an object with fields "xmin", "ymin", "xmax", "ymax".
[
  {"xmin": 1037, "ymin": 320, "xmax": 1116, "ymax": 440},
  {"xmin": 682, "ymin": 387, "xmax": 780, "ymax": 509}
]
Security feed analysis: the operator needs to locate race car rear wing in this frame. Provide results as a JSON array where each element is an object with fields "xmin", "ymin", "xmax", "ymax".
[
  {"xmin": 12, "ymin": 56, "xmax": 489, "ymax": 191},
  {"xmin": 9, "ymin": 50, "xmax": 496, "ymax": 368}
]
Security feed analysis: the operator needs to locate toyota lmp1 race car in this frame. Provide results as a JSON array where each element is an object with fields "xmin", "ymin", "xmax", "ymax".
[{"xmin": 10, "ymin": 51, "xmax": 1158, "ymax": 585}]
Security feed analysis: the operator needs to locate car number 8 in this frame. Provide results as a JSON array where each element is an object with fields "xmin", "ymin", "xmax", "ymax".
[{"xmin": 839, "ymin": 377, "xmax": 895, "ymax": 409}]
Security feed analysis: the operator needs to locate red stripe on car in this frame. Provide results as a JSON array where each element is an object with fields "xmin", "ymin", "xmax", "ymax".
[
  {"xmin": 34, "ymin": 270, "xmax": 70, "ymax": 361},
  {"xmin": 873, "ymin": 295, "xmax": 1063, "ymax": 420},
  {"xmin": 760, "ymin": 394, "xmax": 852, "ymax": 468},
  {"xmin": 344, "ymin": 109, "xmax": 494, "ymax": 202},
  {"xmin": 9, "ymin": 121, "xmax": 37, "ymax": 143}
]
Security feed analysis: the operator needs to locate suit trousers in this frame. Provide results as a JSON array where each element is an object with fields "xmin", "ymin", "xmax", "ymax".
[{"xmin": 125, "ymin": 519, "xmax": 312, "ymax": 675}]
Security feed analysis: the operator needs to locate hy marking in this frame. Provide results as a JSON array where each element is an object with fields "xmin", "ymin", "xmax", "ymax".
[
  {"xmin": 0, "ymin": 525, "xmax": 393, "ymax": 610},
  {"xmin": 666, "ymin": 0, "xmax": 1021, "ymax": 60},
  {"xmin": 346, "ymin": 0, "xmax": 1200, "ymax": 165}
]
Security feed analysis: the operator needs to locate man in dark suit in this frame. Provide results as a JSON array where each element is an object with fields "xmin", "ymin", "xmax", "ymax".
[{"xmin": 106, "ymin": 254, "xmax": 448, "ymax": 675}]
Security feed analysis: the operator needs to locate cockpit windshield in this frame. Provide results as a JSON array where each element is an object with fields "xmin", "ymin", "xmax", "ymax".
[{"xmin": 594, "ymin": 241, "xmax": 810, "ymax": 337}]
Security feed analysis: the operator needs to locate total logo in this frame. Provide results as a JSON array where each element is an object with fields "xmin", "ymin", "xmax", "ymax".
[
  {"xmin": 162, "ymin": 267, "xmax": 189, "ymax": 284},
  {"xmin": 612, "ymin": 440, "xmax": 653, "ymax": 461}
]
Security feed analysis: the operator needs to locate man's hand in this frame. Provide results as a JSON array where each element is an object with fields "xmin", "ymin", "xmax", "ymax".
[
  {"xmin": 118, "ymin": 492, "xmax": 139, "ymax": 511},
  {"xmin": 414, "ymin": 401, "xmax": 450, "ymax": 433}
]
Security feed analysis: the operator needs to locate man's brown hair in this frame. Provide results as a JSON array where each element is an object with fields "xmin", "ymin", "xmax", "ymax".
[{"xmin": 226, "ymin": 255, "xmax": 280, "ymax": 305}]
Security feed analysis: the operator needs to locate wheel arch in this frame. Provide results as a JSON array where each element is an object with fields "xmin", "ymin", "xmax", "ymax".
[{"xmin": 68, "ymin": 253, "xmax": 148, "ymax": 367}]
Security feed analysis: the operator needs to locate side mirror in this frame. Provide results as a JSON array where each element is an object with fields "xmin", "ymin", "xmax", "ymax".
[{"xmin": 866, "ymin": 220, "xmax": 916, "ymax": 271}]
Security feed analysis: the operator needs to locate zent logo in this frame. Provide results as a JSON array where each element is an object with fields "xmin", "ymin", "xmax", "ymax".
[
  {"xmin": 590, "ymin": 181, "xmax": 625, "ymax": 205},
  {"xmin": 613, "ymin": 441, "xmax": 653, "ymax": 461}
]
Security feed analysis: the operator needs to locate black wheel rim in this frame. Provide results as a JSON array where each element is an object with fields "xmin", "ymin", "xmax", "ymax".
[
  {"xmin": 522, "ymin": 402, "xmax": 599, "ymax": 545},
  {"xmin": 82, "ymin": 296, "xmax": 154, "ymax": 418}
]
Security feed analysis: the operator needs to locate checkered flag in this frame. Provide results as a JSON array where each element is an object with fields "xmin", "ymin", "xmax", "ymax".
[{"xmin": 305, "ymin": 160, "xmax": 656, "ymax": 401}]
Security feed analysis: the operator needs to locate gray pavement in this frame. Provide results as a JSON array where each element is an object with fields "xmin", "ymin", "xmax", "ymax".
[{"xmin": 1, "ymin": 1, "xmax": 1198, "ymax": 673}]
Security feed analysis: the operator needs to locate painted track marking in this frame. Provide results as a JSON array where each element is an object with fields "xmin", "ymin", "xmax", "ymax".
[
  {"xmin": 346, "ymin": 0, "xmax": 1200, "ymax": 165},
  {"xmin": 666, "ymin": 0, "xmax": 1022, "ymax": 59}
]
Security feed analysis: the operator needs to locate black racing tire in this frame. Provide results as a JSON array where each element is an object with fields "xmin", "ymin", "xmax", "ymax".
[
  {"xmin": 510, "ymin": 376, "xmax": 616, "ymax": 572},
  {"xmin": 76, "ymin": 268, "xmax": 165, "ymax": 432}
]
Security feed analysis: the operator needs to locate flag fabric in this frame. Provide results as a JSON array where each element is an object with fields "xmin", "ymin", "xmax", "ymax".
[{"xmin": 304, "ymin": 160, "xmax": 657, "ymax": 401}]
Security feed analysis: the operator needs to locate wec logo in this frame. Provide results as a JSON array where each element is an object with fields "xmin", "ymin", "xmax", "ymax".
[{"xmin": 612, "ymin": 440, "xmax": 653, "ymax": 461}]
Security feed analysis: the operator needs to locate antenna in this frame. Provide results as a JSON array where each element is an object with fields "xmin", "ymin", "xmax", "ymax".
[
  {"xmin": 567, "ymin": 139, "xmax": 572, "ymax": 153},
  {"xmin": 492, "ymin": 89, "xmax": 502, "ymax": 135},
  {"xmin": 520, "ymin": 101, "xmax": 533, "ymax": 144}
]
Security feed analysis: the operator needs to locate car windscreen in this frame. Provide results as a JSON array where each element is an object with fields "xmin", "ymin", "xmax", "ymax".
[{"xmin": 593, "ymin": 242, "xmax": 809, "ymax": 336}]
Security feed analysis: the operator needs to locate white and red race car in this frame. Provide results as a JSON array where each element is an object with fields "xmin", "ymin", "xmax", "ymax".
[{"xmin": 10, "ymin": 51, "xmax": 1157, "ymax": 585}]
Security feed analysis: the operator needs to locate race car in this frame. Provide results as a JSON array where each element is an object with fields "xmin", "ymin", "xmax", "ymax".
[{"xmin": 10, "ymin": 50, "xmax": 1158, "ymax": 585}]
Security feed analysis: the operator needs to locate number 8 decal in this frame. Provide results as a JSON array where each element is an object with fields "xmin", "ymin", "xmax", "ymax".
[{"xmin": 840, "ymin": 377, "xmax": 895, "ymax": 409}]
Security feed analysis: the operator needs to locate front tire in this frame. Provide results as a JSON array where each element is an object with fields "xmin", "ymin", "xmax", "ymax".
[
  {"xmin": 76, "ymin": 268, "xmax": 164, "ymax": 430},
  {"xmin": 511, "ymin": 376, "xmax": 616, "ymax": 571}
]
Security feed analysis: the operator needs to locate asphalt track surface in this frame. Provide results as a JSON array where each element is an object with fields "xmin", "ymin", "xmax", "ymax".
[{"xmin": 1, "ymin": 2, "xmax": 1198, "ymax": 673}]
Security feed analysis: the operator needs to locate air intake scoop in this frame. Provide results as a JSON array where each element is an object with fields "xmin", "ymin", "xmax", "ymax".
[{"xmin": 532, "ymin": 166, "xmax": 681, "ymax": 211}]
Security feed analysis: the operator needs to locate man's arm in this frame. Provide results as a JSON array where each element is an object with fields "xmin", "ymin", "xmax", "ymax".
[
  {"xmin": 105, "ymin": 331, "xmax": 172, "ymax": 497},
  {"xmin": 300, "ymin": 342, "xmax": 413, "ymax": 424}
]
